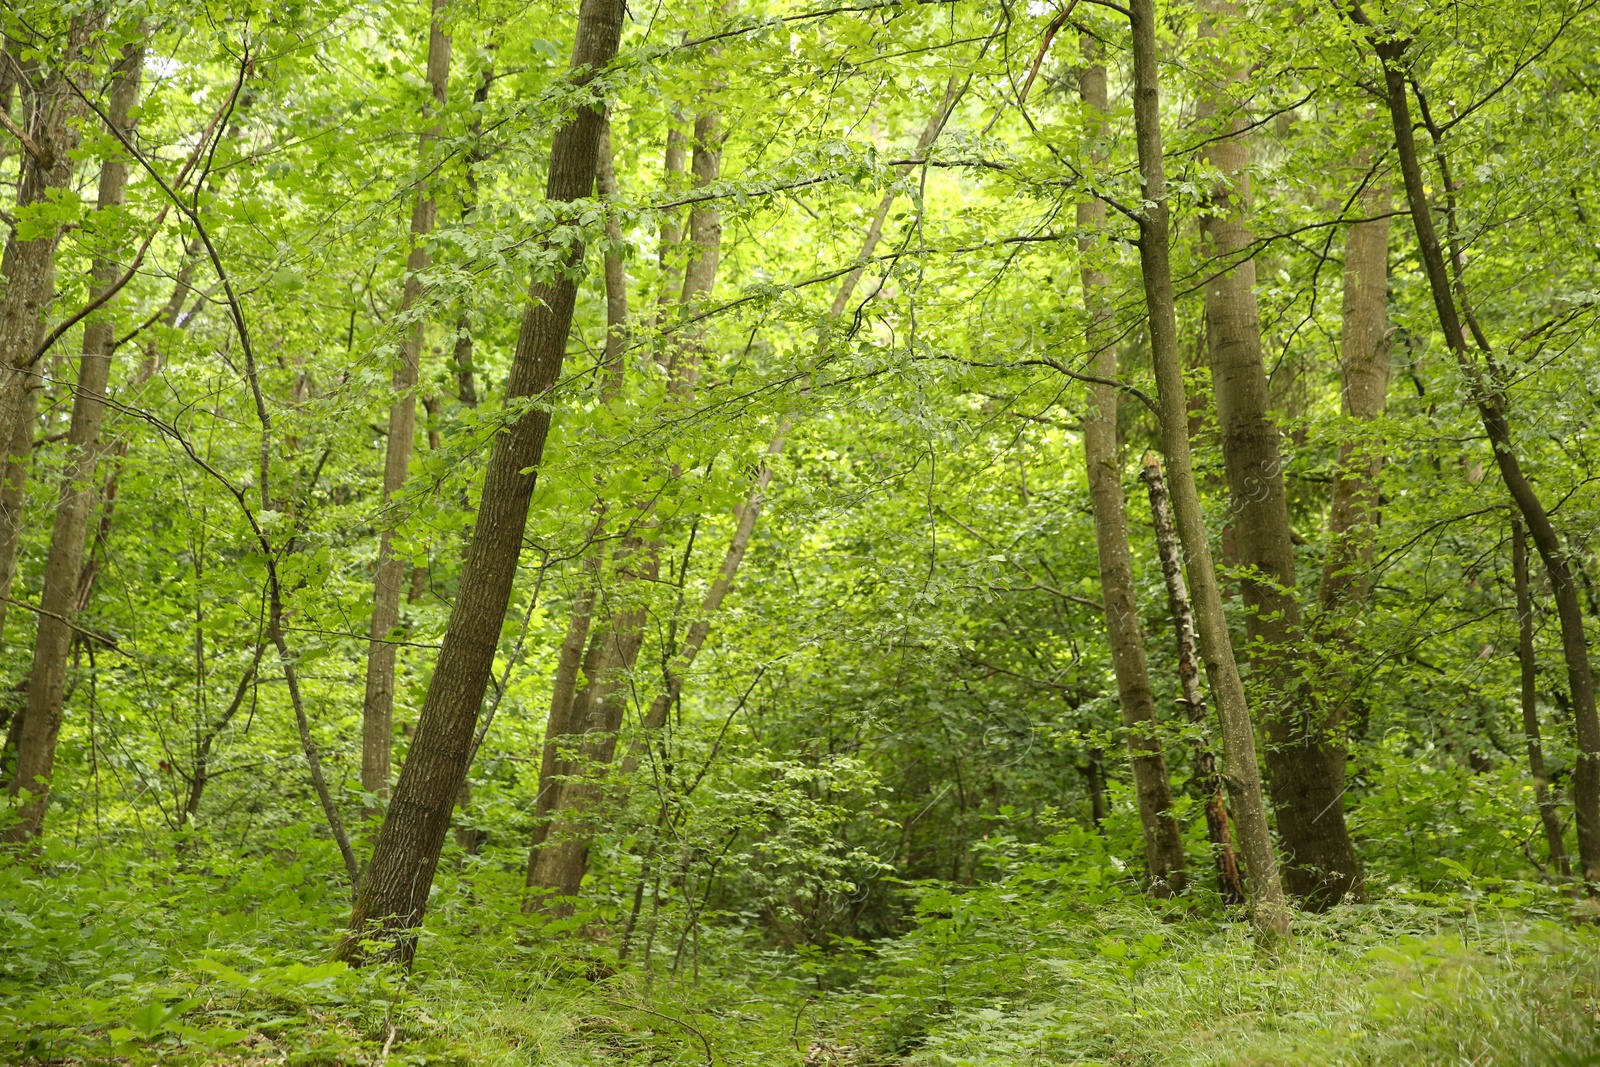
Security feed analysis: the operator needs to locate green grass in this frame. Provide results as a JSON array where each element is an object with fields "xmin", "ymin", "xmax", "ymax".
[{"xmin": 4, "ymin": 828, "xmax": 1597, "ymax": 1066}]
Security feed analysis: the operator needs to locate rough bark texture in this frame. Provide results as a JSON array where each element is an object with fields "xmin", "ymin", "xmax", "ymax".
[
  {"xmin": 1514, "ymin": 517, "xmax": 1570, "ymax": 879},
  {"xmin": 1197, "ymin": 0, "xmax": 1362, "ymax": 909},
  {"xmin": 1076, "ymin": 47, "xmax": 1185, "ymax": 895},
  {"xmin": 363, "ymin": 3, "xmax": 452, "ymax": 810},
  {"xmin": 0, "ymin": 17, "xmax": 96, "ymax": 646},
  {"xmin": 1129, "ymin": 0, "xmax": 1290, "ymax": 939},
  {"xmin": 1369, "ymin": 31, "xmax": 1600, "ymax": 886},
  {"xmin": 1142, "ymin": 455, "xmax": 1246, "ymax": 904},
  {"xmin": 338, "ymin": 0, "xmax": 626, "ymax": 964},
  {"xmin": 5, "ymin": 43, "xmax": 143, "ymax": 841}
]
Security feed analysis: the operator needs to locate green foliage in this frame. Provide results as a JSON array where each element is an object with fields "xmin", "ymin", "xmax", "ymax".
[{"xmin": 3, "ymin": 0, "xmax": 1600, "ymax": 1062}]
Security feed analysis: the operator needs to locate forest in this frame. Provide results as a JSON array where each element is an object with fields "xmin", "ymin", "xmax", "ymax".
[{"xmin": 2, "ymin": 0, "xmax": 1600, "ymax": 1062}]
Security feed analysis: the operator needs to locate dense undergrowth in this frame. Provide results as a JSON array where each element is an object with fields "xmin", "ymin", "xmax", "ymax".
[{"xmin": 5, "ymin": 810, "xmax": 1597, "ymax": 1067}]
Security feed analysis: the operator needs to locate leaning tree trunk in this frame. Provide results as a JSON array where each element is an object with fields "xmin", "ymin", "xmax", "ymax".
[
  {"xmin": 1141, "ymin": 454, "xmax": 1245, "ymax": 904},
  {"xmin": 1362, "ymin": 22, "xmax": 1600, "ymax": 887},
  {"xmin": 363, "ymin": 1, "xmax": 452, "ymax": 812},
  {"xmin": 337, "ymin": 0, "xmax": 626, "ymax": 965},
  {"xmin": 1196, "ymin": 0, "xmax": 1362, "ymax": 909},
  {"xmin": 0, "ymin": 16, "xmax": 97, "ymax": 647},
  {"xmin": 1127, "ymin": 0, "xmax": 1290, "ymax": 940},
  {"xmin": 1075, "ymin": 42, "xmax": 1185, "ymax": 895},
  {"xmin": 1514, "ymin": 516, "xmax": 1570, "ymax": 879},
  {"xmin": 6, "ymin": 42, "xmax": 143, "ymax": 842}
]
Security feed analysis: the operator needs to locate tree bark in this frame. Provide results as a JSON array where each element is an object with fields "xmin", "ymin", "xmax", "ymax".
[
  {"xmin": 1514, "ymin": 516, "xmax": 1570, "ymax": 880},
  {"xmin": 338, "ymin": 0, "xmax": 626, "ymax": 964},
  {"xmin": 1127, "ymin": 0, "xmax": 1290, "ymax": 939},
  {"xmin": 525, "ymin": 108, "xmax": 721, "ymax": 907},
  {"xmin": 0, "ymin": 16, "xmax": 97, "ymax": 646},
  {"xmin": 363, "ymin": 1, "xmax": 452, "ymax": 811},
  {"xmin": 519, "ymin": 117, "xmax": 637, "ymax": 882},
  {"xmin": 1318, "ymin": 173, "xmax": 1390, "ymax": 610},
  {"xmin": 531, "ymin": 79, "xmax": 969, "ymax": 910},
  {"xmin": 5, "ymin": 37, "xmax": 139, "ymax": 840},
  {"xmin": 1365, "ymin": 24, "xmax": 1600, "ymax": 888},
  {"xmin": 1076, "ymin": 44, "xmax": 1185, "ymax": 895},
  {"xmin": 1195, "ymin": 0, "xmax": 1363, "ymax": 909},
  {"xmin": 1142, "ymin": 454, "xmax": 1246, "ymax": 904}
]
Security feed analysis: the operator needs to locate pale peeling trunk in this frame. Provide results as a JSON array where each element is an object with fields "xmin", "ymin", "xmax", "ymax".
[
  {"xmin": 1128, "ymin": 0, "xmax": 1290, "ymax": 940},
  {"xmin": 338, "ymin": 0, "xmax": 626, "ymax": 965},
  {"xmin": 0, "ymin": 17, "xmax": 97, "ymax": 648},
  {"xmin": 363, "ymin": 2, "xmax": 452, "ymax": 811},
  {"xmin": 1367, "ymin": 29, "xmax": 1600, "ymax": 888},
  {"xmin": 1197, "ymin": 0, "xmax": 1361, "ymax": 909},
  {"xmin": 1076, "ymin": 46, "xmax": 1185, "ymax": 894},
  {"xmin": 1141, "ymin": 455, "xmax": 1245, "ymax": 904},
  {"xmin": 6, "ymin": 43, "xmax": 143, "ymax": 841}
]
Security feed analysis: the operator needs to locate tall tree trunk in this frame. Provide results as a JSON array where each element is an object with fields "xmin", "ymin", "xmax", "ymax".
[
  {"xmin": 525, "ymin": 108, "xmax": 722, "ymax": 908},
  {"xmin": 0, "ymin": 16, "xmax": 96, "ymax": 646},
  {"xmin": 5, "ymin": 36, "xmax": 137, "ymax": 841},
  {"xmin": 1142, "ymin": 454, "xmax": 1246, "ymax": 904},
  {"xmin": 535, "ymin": 80, "xmax": 970, "ymax": 909},
  {"xmin": 1514, "ymin": 516, "xmax": 1570, "ymax": 880},
  {"xmin": 1195, "ymin": 0, "xmax": 1363, "ymax": 909},
  {"xmin": 1318, "ymin": 174, "xmax": 1390, "ymax": 610},
  {"xmin": 451, "ymin": 62, "xmax": 493, "ymax": 410},
  {"xmin": 1360, "ymin": 21, "xmax": 1600, "ymax": 887},
  {"xmin": 444, "ymin": 61, "xmax": 494, "ymax": 854},
  {"xmin": 363, "ymin": 1, "xmax": 451, "ymax": 811},
  {"xmin": 1127, "ymin": 0, "xmax": 1290, "ymax": 940},
  {"xmin": 337, "ymin": 0, "xmax": 626, "ymax": 965},
  {"xmin": 520, "ymin": 116, "xmax": 649, "ymax": 883},
  {"xmin": 1076, "ymin": 42, "xmax": 1185, "ymax": 895}
]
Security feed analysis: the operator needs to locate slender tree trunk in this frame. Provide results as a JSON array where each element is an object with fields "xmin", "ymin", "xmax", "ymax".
[
  {"xmin": 0, "ymin": 385, "xmax": 36, "ymax": 645},
  {"xmin": 443, "ymin": 61, "xmax": 495, "ymax": 853},
  {"xmin": 1076, "ymin": 43, "xmax": 1185, "ymax": 894},
  {"xmin": 534, "ymin": 79, "xmax": 969, "ymax": 909},
  {"xmin": 338, "ymin": 0, "xmax": 626, "ymax": 964},
  {"xmin": 452, "ymin": 63, "xmax": 493, "ymax": 410},
  {"xmin": 1364, "ymin": 24, "xmax": 1600, "ymax": 889},
  {"xmin": 1514, "ymin": 516, "xmax": 1570, "ymax": 879},
  {"xmin": 525, "ymin": 108, "xmax": 721, "ymax": 907},
  {"xmin": 5, "ymin": 38, "xmax": 138, "ymax": 840},
  {"xmin": 1127, "ymin": 0, "xmax": 1290, "ymax": 939},
  {"xmin": 183, "ymin": 645, "xmax": 265, "ymax": 824},
  {"xmin": 1195, "ymin": 0, "xmax": 1362, "ymax": 909},
  {"xmin": 519, "ymin": 117, "xmax": 639, "ymax": 880},
  {"xmin": 0, "ymin": 18, "xmax": 96, "ymax": 646},
  {"xmin": 363, "ymin": 2, "xmax": 451, "ymax": 811},
  {"xmin": 1142, "ymin": 454, "xmax": 1246, "ymax": 904},
  {"xmin": 1319, "ymin": 174, "xmax": 1390, "ymax": 609},
  {"xmin": 1085, "ymin": 747, "xmax": 1109, "ymax": 830}
]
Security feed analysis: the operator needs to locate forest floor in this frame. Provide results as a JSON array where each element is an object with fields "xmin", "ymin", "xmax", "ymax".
[{"xmin": 4, "ymin": 831, "xmax": 1599, "ymax": 1066}]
